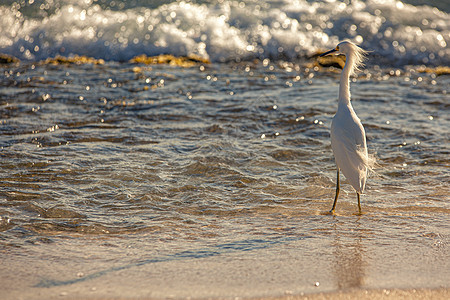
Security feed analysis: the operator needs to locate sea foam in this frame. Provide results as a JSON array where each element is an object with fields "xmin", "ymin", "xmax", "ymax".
[{"xmin": 0, "ymin": 0, "xmax": 449, "ymax": 65}]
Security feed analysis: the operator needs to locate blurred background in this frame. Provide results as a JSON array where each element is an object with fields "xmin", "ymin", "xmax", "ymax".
[{"xmin": 1, "ymin": 0, "xmax": 449, "ymax": 65}]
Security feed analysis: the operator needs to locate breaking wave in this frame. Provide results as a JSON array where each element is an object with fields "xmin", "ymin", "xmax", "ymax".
[{"xmin": 0, "ymin": 0, "xmax": 449, "ymax": 65}]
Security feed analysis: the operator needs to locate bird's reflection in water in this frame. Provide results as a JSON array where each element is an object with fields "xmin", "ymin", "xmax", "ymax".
[{"xmin": 331, "ymin": 217, "xmax": 368, "ymax": 289}]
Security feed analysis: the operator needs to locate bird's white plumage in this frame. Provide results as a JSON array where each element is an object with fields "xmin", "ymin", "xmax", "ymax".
[
  {"xmin": 331, "ymin": 100, "xmax": 367, "ymax": 193},
  {"xmin": 322, "ymin": 41, "xmax": 369, "ymax": 203}
]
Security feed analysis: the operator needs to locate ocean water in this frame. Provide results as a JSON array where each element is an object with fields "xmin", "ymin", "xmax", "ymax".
[{"xmin": 1, "ymin": 0, "xmax": 450, "ymax": 299}]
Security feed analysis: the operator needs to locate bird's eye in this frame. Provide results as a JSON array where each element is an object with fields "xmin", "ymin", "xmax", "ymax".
[{"xmin": 336, "ymin": 46, "xmax": 339, "ymax": 51}]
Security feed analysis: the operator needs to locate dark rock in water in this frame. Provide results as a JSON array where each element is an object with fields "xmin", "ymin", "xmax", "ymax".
[
  {"xmin": 42, "ymin": 55, "xmax": 105, "ymax": 65},
  {"xmin": 417, "ymin": 66, "xmax": 450, "ymax": 76},
  {"xmin": 130, "ymin": 54, "xmax": 210, "ymax": 67},
  {"xmin": 317, "ymin": 54, "xmax": 346, "ymax": 69},
  {"xmin": 0, "ymin": 53, "xmax": 20, "ymax": 64}
]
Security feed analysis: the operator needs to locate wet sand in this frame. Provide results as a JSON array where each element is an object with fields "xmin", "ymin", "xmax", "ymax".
[
  {"xmin": 3, "ymin": 288, "xmax": 450, "ymax": 300},
  {"xmin": 2, "ymin": 226, "xmax": 449, "ymax": 300},
  {"xmin": 279, "ymin": 288, "xmax": 450, "ymax": 300}
]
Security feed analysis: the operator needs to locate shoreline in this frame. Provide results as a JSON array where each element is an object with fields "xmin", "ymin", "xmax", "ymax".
[
  {"xmin": 5, "ymin": 288, "xmax": 447, "ymax": 300},
  {"xmin": 268, "ymin": 288, "xmax": 450, "ymax": 300}
]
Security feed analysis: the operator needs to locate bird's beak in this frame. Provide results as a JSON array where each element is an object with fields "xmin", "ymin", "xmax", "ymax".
[{"xmin": 320, "ymin": 49, "xmax": 338, "ymax": 57}]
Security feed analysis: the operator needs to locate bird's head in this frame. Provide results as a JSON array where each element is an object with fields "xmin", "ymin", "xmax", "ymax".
[
  {"xmin": 320, "ymin": 41, "xmax": 368, "ymax": 75},
  {"xmin": 320, "ymin": 41, "xmax": 358, "ymax": 57}
]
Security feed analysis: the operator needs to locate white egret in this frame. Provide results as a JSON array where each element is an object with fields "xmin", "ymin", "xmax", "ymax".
[{"xmin": 320, "ymin": 41, "xmax": 369, "ymax": 214}]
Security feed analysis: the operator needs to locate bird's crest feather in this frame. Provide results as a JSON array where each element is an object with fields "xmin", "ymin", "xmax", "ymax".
[{"xmin": 346, "ymin": 41, "xmax": 368, "ymax": 76}]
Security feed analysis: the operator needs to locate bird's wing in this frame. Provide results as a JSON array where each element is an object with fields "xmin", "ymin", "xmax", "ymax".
[{"xmin": 331, "ymin": 124, "xmax": 367, "ymax": 193}]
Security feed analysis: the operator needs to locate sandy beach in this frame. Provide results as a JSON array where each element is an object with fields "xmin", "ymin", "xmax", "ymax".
[
  {"xmin": 280, "ymin": 289, "xmax": 450, "ymax": 300},
  {"xmin": 3, "ymin": 288, "xmax": 450, "ymax": 300}
]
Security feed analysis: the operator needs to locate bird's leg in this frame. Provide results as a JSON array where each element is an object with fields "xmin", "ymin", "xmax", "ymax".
[
  {"xmin": 330, "ymin": 169, "xmax": 340, "ymax": 213},
  {"xmin": 357, "ymin": 192, "xmax": 361, "ymax": 214}
]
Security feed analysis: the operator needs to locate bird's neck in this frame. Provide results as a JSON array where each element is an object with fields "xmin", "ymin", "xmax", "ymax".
[{"xmin": 338, "ymin": 54, "xmax": 355, "ymax": 105}]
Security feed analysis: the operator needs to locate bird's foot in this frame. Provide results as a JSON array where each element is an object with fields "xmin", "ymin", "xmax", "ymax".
[{"xmin": 324, "ymin": 209, "xmax": 337, "ymax": 216}]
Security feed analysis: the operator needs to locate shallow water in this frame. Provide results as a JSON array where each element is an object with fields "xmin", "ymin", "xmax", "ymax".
[{"xmin": 0, "ymin": 59, "xmax": 449, "ymax": 298}]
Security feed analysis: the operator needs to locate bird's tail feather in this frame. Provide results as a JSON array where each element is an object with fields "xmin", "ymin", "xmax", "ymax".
[{"xmin": 356, "ymin": 145, "xmax": 379, "ymax": 177}]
